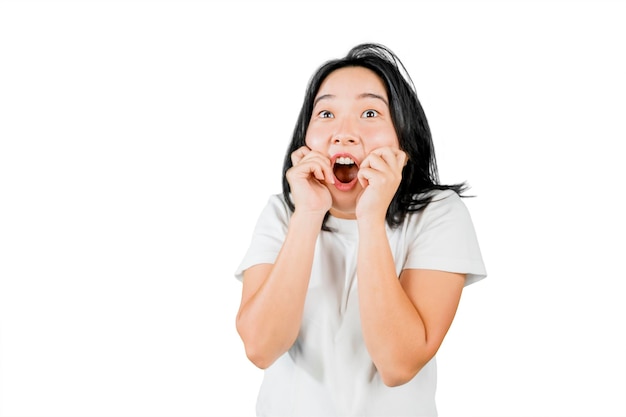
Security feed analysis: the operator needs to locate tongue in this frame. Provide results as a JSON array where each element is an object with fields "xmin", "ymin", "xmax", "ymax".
[{"xmin": 334, "ymin": 164, "xmax": 358, "ymax": 184}]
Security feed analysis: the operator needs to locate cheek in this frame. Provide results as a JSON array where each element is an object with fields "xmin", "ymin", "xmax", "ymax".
[
  {"xmin": 304, "ymin": 125, "xmax": 327, "ymax": 150},
  {"xmin": 364, "ymin": 126, "xmax": 400, "ymax": 149}
]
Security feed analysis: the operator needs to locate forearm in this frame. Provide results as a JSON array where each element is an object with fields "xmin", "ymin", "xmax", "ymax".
[
  {"xmin": 357, "ymin": 220, "xmax": 430, "ymax": 385},
  {"xmin": 237, "ymin": 212, "xmax": 323, "ymax": 368}
]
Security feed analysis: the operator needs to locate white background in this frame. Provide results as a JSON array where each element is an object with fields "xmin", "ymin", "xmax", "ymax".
[{"xmin": 1, "ymin": 1, "xmax": 625, "ymax": 416}]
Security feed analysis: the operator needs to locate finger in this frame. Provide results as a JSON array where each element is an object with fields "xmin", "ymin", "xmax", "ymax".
[
  {"xmin": 361, "ymin": 152, "xmax": 390, "ymax": 173},
  {"xmin": 313, "ymin": 165, "xmax": 326, "ymax": 182},
  {"xmin": 375, "ymin": 147, "xmax": 401, "ymax": 167},
  {"xmin": 302, "ymin": 152, "xmax": 334, "ymax": 183},
  {"xmin": 368, "ymin": 148, "xmax": 407, "ymax": 172},
  {"xmin": 399, "ymin": 150, "xmax": 409, "ymax": 167},
  {"xmin": 290, "ymin": 146, "xmax": 311, "ymax": 165},
  {"xmin": 294, "ymin": 158, "xmax": 335, "ymax": 184},
  {"xmin": 358, "ymin": 164, "xmax": 382, "ymax": 182},
  {"xmin": 357, "ymin": 167, "xmax": 370, "ymax": 189},
  {"xmin": 357, "ymin": 156, "xmax": 375, "ymax": 188},
  {"xmin": 359, "ymin": 156, "xmax": 371, "ymax": 173},
  {"xmin": 319, "ymin": 160, "xmax": 335, "ymax": 184},
  {"xmin": 392, "ymin": 149, "xmax": 408, "ymax": 167}
]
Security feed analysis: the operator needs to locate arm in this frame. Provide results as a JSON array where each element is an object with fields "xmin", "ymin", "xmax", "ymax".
[
  {"xmin": 357, "ymin": 217, "xmax": 464, "ymax": 386},
  {"xmin": 355, "ymin": 147, "xmax": 464, "ymax": 386},
  {"xmin": 236, "ymin": 146, "xmax": 333, "ymax": 369},
  {"xmin": 236, "ymin": 211, "xmax": 324, "ymax": 369}
]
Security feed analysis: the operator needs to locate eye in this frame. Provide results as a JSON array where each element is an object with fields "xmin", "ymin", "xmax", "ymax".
[
  {"xmin": 362, "ymin": 109, "xmax": 379, "ymax": 118},
  {"xmin": 319, "ymin": 110, "xmax": 334, "ymax": 119}
]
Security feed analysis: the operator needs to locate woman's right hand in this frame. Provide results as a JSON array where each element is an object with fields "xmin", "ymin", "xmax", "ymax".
[{"xmin": 286, "ymin": 146, "xmax": 334, "ymax": 216}]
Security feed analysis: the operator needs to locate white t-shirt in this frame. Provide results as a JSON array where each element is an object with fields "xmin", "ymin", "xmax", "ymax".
[{"xmin": 235, "ymin": 189, "xmax": 487, "ymax": 417}]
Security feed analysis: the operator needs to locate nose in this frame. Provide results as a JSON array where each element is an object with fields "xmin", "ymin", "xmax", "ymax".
[
  {"xmin": 332, "ymin": 134, "xmax": 359, "ymax": 145},
  {"xmin": 332, "ymin": 117, "xmax": 360, "ymax": 145}
]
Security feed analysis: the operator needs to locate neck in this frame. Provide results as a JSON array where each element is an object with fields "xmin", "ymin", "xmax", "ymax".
[{"xmin": 329, "ymin": 207, "xmax": 356, "ymax": 220}]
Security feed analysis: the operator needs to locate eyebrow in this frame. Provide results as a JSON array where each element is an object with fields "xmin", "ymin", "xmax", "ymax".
[
  {"xmin": 313, "ymin": 92, "xmax": 389, "ymax": 108},
  {"xmin": 358, "ymin": 93, "xmax": 389, "ymax": 107}
]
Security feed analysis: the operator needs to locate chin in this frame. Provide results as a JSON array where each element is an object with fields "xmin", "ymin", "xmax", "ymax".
[{"xmin": 329, "ymin": 188, "xmax": 359, "ymax": 216}]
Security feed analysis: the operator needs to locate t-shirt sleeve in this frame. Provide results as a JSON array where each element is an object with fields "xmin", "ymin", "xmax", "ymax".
[
  {"xmin": 404, "ymin": 191, "xmax": 487, "ymax": 286},
  {"xmin": 234, "ymin": 195, "xmax": 290, "ymax": 282}
]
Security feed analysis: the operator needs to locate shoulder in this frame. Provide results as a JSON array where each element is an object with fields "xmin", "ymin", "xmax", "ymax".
[
  {"xmin": 408, "ymin": 189, "xmax": 470, "ymax": 224},
  {"xmin": 400, "ymin": 190, "xmax": 487, "ymax": 284},
  {"xmin": 426, "ymin": 189, "xmax": 464, "ymax": 206},
  {"xmin": 397, "ymin": 189, "xmax": 478, "ymax": 242},
  {"xmin": 266, "ymin": 193, "xmax": 291, "ymax": 213},
  {"xmin": 255, "ymin": 194, "xmax": 292, "ymax": 228}
]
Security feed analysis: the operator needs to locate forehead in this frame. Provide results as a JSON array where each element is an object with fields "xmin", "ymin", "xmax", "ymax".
[{"xmin": 316, "ymin": 66, "xmax": 388, "ymax": 99}]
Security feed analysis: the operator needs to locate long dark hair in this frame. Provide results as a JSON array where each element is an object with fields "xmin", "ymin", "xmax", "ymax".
[{"xmin": 282, "ymin": 43, "xmax": 468, "ymax": 229}]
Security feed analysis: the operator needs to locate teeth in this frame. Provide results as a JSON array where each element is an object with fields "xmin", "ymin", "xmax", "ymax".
[{"xmin": 335, "ymin": 156, "xmax": 355, "ymax": 165}]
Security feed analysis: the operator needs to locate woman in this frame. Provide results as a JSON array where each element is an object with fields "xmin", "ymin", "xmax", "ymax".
[{"xmin": 235, "ymin": 43, "xmax": 486, "ymax": 416}]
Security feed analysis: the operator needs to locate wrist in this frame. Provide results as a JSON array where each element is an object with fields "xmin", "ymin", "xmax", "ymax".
[
  {"xmin": 290, "ymin": 210, "xmax": 326, "ymax": 229},
  {"xmin": 357, "ymin": 215, "xmax": 387, "ymax": 233}
]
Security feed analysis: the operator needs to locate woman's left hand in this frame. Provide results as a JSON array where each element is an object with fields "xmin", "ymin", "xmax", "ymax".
[{"xmin": 356, "ymin": 147, "xmax": 407, "ymax": 223}]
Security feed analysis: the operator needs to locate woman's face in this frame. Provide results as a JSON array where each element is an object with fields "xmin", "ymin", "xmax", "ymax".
[{"xmin": 305, "ymin": 66, "xmax": 399, "ymax": 216}]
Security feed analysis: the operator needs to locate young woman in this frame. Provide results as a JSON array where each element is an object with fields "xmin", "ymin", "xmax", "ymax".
[{"xmin": 235, "ymin": 43, "xmax": 486, "ymax": 417}]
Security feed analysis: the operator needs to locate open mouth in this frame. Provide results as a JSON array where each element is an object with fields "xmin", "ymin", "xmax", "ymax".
[{"xmin": 333, "ymin": 156, "xmax": 359, "ymax": 184}]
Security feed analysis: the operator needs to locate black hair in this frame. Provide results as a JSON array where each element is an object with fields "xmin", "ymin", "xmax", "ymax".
[{"xmin": 281, "ymin": 43, "xmax": 468, "ymax": 230}]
